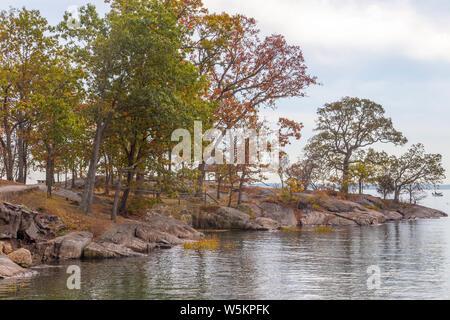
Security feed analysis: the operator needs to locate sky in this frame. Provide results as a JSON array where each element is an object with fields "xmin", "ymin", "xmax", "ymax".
[{"xmin": 2, "ymin": 0, "xmax": 450, "ymax": 183}]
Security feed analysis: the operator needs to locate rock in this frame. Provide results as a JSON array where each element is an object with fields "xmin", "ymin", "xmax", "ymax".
[
  {"xmin": 300, "ymin": 211, "xmax": 358, "ymax": 226},
  {"xmin": 240, "ymin": 192, "xmax": 250, "ymax": 203},
  {"xmin": 254, "ymin": 217, "xmax": 280, "ymax": 231},
  {"xmin": 382, "ymin": 210, "xmax": 404, "ymax": 221},
  {"xmin": 193, "ymin": 207, "xmax": 252, "ymax": 230},
  {"xmin": 399, "ymin": 205, "xmax": 448, "ymax": 220},
  {"xmin": 7, "ymin": 248, "xmax": 32, "ymax": 267},
  {"xmin": 0, "ymin": 202, "xmax": 65, "ymax": 242},
  {"xmin": 35, "ymin": 232, "xmax": 93, "ymax": 262},
  {"xmin": 192, "ymin": 207, "xmax": 279, "ymax": 231},
  {"xmin": 0, "ymin": 255, "xmax": 36, "ymax": 279},
  {"xmin": 143, "ymin": 214, "xmax": 201, "ymax": 240},
  {"xmin": 83, "ymin": 242, "xmax": 145, "ymax": 259},
  {"xmin": 353, "ymin": 194, "xmax": 386, "ymax": 210},
  {"xmin": 0, "ymin": 241, "xmax": 13, "ymax": 255},
  {"xmin": 92, "ymin": 216, "xmax": 202, "ymax": 258},
  {"xmin": 261, "ymin": 202, "xmax": 298, "ymax": 227}
]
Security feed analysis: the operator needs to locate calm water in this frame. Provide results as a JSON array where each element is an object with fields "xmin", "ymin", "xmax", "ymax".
[{"xmin": 1, "ymin": 190, "xmax": 450, "ymax": 300}]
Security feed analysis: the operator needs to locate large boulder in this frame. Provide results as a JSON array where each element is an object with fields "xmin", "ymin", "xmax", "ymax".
[
  {"xmin": 7, "ymin": 248, "xmax": 32, "ymax": 267},
  {"xmin": 0, "ymin": 255, "xmax": 36, "ymax": 279},
  {"xmin": 398, "ymin": 205, "xmax": 448, "ymax": 220},
  {"xmin": 0, "ymin": 202, "xmax": 65, "ymax": 243},
  {"xmin": 83, "ymin": 242, "xmax": 145, "ymax": 259},
  {"xmin": 254, "ymin": 217, "xmax": 281, "ymax": 231},
  {"xmin": 84, "ymin": 216, "xmax": 203, "ymax": 260},
  {"xmin": 192, "ymin": 207, "xmax": 279, "ymax": 231},
  {"xmin": 143, "ymin": 214, "xmax": 202, "ymax": 240},
  {"xmin": 300, "ymin": 211, "xmax": 358, "ymax": 226},
  {"xmin": 35, "ymin": 232, "xmax": 93, "ymax": 262},
  {"xmin": 260, "ymin": 202, "xmax": 298, "ymax": 227}
]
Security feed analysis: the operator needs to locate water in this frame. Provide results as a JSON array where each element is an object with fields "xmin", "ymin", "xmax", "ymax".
[{"xmin": 1, "ymin": 191, "xmax": 450, "ymax": 300}]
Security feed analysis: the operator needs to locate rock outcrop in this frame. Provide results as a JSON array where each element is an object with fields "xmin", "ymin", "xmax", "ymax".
[
  {"xmin": 34, "ymin": 232, "xmax": 93, "ymax": 262},
  {"xmin": 260, "ymin": 202, "xmax": 298, "ymax": 227},
  {"xmin": 0, "ymin": 202, "xmax": 65, "ymax": 243},
  {"xmin": 83, "ymin": 215, "xmax": 202, "ymax": 260},
  {"xmin": 296, "ymin": 193, "xmax": 448, "ymax": 227},
  {"xmin": 192, "ymin": 207, "xmax": 280, "ymax": 231}
]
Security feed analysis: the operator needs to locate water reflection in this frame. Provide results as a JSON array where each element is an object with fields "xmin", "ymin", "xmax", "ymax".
[{"xmin": 1, "ymin": 218, "xmax": 450, "ymax": 300}]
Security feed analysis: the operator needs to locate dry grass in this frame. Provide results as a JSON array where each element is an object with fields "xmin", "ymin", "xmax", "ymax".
[
  {"xmin": 280, "ymin": 226, "xmax": 301, "ymax": 232},
  {"xmin": 6, "ymin": 190, "xmax": 125, "ymax": 238},
  {"xmin": 184, "ymin": 235, "xmax": 220, "ymax": 250},
  {"xmin": 313, "ymin": 226, "xmax": 334, "ymax": 233}
]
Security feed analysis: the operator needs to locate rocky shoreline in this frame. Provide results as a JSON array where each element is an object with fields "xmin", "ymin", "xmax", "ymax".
[{"xmin": 1, "ymin": 188, "xmax": 448, "ymax": 279}]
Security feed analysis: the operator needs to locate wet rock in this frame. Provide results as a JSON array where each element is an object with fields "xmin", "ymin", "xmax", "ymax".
[
  {"xmin": 7, "ymin": 248, "xmax": 32, "ymax": 267},
  {"xmin": 381, "ymin": 210, "xmax": 404, "ymax": 221},
  {"xmin": 254, "ymin": 217, "xmax": 281, "ymax": 231},
  {"xmin": 83, "ymin": 242, "xmax": 145, "ymax": 259},
  {"xmin": 35, "ymin": 232, "xmax": 93, "ymax": 262},
  {"xmin": 192, "ymin": 207, "xmax": 279, "ymax": 231},
  {"xmin": 0, "ymin": 255, "xmax": 36, "ymax": 279},
  {"xmin": 300, "ymin": 211, "xmax": 358, "ymax": 226},
  {"xmin": 260, "ymin": 202, "xmax": 298, "ymax": 227}
]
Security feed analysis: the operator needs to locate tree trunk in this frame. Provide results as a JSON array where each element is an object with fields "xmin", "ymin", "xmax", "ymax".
[
  {"xmin": 80, "ymin": 113, "xmax": 112, "ymax": 215},
  {"xmin": 237, "ymin": 167, "xmax": 247, "ymax": 206},
  {"xmin": 45, "ymin": 155, "xmax": 54, "ymax": 198},
  {"xmin": 342, "ymin": 157, "xmax": 351, "ymax": 194},
  {"xmin": 216, "ymin": 175, "xmax": 222, "ymax": 200}
]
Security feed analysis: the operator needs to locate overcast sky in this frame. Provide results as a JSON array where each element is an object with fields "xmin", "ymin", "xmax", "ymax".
[{"xmin": 2, "ymin": 0, "xmax": 450, "ymax": 183}]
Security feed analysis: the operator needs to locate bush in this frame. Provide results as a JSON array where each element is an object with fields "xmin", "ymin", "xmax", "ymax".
[{"xmin": 127, "ymin": 197, "xmax": 159, "ymax": 216}]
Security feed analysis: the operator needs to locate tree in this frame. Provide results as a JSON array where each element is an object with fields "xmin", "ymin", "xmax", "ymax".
[
  {"xmin": 306, "ymin": 97, "xmax": 407, "ymax": 193},
  {"xmin": 349, "ymin": 149, "xmax": 381, "ymax": 194},
  {"xmin": 190, "ymin": 13, "xmax": 317, "ymax": 193},
  {"xmin": 28, "ymin": 50, "xmax": 84, "ymax": 197},
  {"xmin": 376, "ymin": 174, "xmax": 395, "ymax": 200},
  {"xmin": 0, "ymin": 8, "xmax": 57, "ymax": 183},
  {"xmin": 384, "ymin": 144, "xmax": 445, "ymax": 202}
]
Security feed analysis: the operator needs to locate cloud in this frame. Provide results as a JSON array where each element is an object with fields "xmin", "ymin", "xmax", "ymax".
[{"xmin": 204, "ymin": 0, "xmax": 450, "ymax": 64}]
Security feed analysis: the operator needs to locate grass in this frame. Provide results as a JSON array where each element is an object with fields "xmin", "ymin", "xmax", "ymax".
[
  {"xmin": 313, "ymin": 226, "xmax": 334, "ymax": 233},
  {"xmin": 6, "ymin": 190, "xmax": 125, "ymax": 238},
  {"xmin": 184, "ymin": 236, "xmax": 220, "ymax": 250},
  {"xmin": 280, "ymin": 226, "xmax": 301, "ymax": 232}
]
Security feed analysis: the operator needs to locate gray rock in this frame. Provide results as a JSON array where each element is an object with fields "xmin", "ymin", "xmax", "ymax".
[
  {"xmin": 0, "ymin": 202, "xmax": 65, "ymax": 242},
  {"xmin": 254, "ymin": 217, "xmax": 281, "ymax": 231},
  {"xmin": 35, "ymin": 232, "xmax": 93, "ymax": 262},
  {"xmin": 0, "ymin": 255, "xmax": 36, "ymax": 279},
  {"xmin": 261, "ymin": 202, "xmax": 298, "ymax": 227},
  {"xmin": 7, "ymin": 248, "xmax": 33, "ymax": 267},
  {"xmin": 399, "ymin": 205, "xmax": 448, "ymax": 220},
  {"xmin": 83, "ymin": 242, "xmax": 146, "ymax": 259},
  {"xmin": 192, "ymin": 207, "xmax": 279, "ymax": 231},
  {"xmin": 300, "ymin": 211, "xmax": 358, "ymax": 226}
]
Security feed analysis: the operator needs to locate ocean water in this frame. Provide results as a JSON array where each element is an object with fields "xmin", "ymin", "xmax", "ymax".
[{"xmin": 1, "ymin": 190, "xmax": 449, "ymax": 300}]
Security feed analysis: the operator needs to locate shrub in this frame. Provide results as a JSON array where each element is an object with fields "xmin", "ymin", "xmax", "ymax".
[
  {"xmin": 313, "ymin": 226, "xmax": 333, "ymax": 233},
  {"xmin": 184, "ymin": 236, "xmax": 219, "ymax": 250},
  {"xmin": 127, "ymin": 197, "xmax": 159, "ymax": 216}
]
